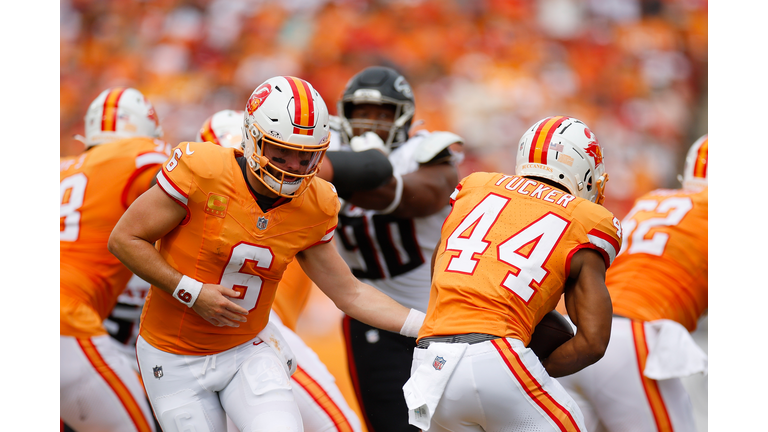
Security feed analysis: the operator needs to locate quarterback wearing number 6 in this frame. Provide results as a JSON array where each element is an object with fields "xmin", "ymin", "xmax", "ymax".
[
  {"xmin": 108, "ymin": 76, "xmax": 425, "ymax": 432},
  {"xmin": 403, "ymin": 116, "xmax": 622, "ymax": 432}
]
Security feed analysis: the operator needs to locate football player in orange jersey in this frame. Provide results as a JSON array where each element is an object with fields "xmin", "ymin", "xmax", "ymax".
[
  {"xmin": 108, "ymin": 76, "xmax": 427, "ymax": 432},
  {"xmin": 403, "ymin": 116, "xmax": 622, "ymax": 432},
  {"xmin": 198, "ymin": 109, "xmax": 363, "ymax": 432},
  {"xmin": 60, "ymin": 87, "xmax": 170, "ymax": 432},
  {"xmin": 556, "ymin": 135, "xmax": 708, "ymax": 432}
]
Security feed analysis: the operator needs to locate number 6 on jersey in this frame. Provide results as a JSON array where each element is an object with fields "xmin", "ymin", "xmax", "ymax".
[
  {"xmin": 220, "ymin": 242, "xmax": 274, "ymax": 311},
  {"xmin": 445, "ymin": 194, "xmax": 568, "ymax": 303}
]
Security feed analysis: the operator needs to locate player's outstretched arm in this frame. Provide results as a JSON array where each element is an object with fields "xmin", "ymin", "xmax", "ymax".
[
  {"xmin": 318, "ymin": 149, "xmax": 394, "ymax": 198},
  {"xmin": 346, "ymin": 162, "xmax": 458, "ymax": 218},
  {"xmin": 108, "ymin": 185, "xmax": 248, "ymax": 327},
  {"xmin": 297, "ymin": 241, "xmax": 422, "ymax": 336},
  {"xmin": 541, "ymin": 248, "xmax": 612, "ymax": 377}
]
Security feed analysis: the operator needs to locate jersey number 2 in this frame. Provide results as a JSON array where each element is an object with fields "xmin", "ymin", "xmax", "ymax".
[
  {"xmin": 619, "ymin": 197, "xmax": 693, "ymax": 257},
  {"xmin": 445, "ymin": 194, "xmax": 568, "ymax": 303}
]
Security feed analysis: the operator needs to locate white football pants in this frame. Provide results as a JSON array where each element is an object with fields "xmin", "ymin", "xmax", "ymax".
[
  {"xmin": 557, "ymin": 317, "xmax": 698, "ymax": 432},
  {"xmin": 137, "ymin": 334, "xmax": 303, "ymax": 432},
  {"xmin": 413, "ymin": 337, "xmax": 586, "ymax": 432},
  {"xmin": 60, "ymin": 334, "xmax": 156, "ymax": 432},
  {"xmin": 680, "ymin": 315, "xmax": 708, "ymax": 432},
  {"xmin": 225, "ymin": 313, "xmax": 361, "ymax": 432}
]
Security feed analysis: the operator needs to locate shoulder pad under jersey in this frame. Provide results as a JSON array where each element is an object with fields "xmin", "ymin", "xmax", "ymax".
[
  {"xmin": 156, "ymin": 142, "xmax": 233, "ymax": 206},
  {"xmin": 572, "ymin": 201, "xmax": 623, "ymax": 267},
  {"xmin": 413, "ymin": 131, "xmax": 464, "ymax": 164},
  {"xmin": 305, "ymin": 177, "xmax": 341, "ymax": 218}
]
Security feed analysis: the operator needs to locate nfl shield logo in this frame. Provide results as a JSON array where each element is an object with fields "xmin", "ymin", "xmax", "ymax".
[
  {"xmin": 153, "ymin": 365, "xmax": 163, "ymax": 379},
  {"xmin": 433, "ymin": 356, "xmax": 446, "ymax": 371},
  {"xmin": 257, "ymin": 216, "xmax": 268, "ymax": 230}
]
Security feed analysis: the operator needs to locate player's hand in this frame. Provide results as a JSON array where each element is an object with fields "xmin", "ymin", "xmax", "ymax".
[
  {"xmin": 350, "ymin": 131, "xmax": 388, "ymax": 155},
  {"xmin": 192, "ymin": 284, "xmax": 249, "ymax": 327}
]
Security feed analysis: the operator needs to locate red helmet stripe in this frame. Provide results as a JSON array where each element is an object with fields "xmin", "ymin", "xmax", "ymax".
[
  {"xmin": 529, "ymin": 116, "xmax": 568, "ymax": 164},
  {"xmin": 693, "ymin": 136, "xmax": 708, "ymax": 179},
  {"xmin": 285, "ymin": 76, "xmax": 315, "ymax": 135},
  {"xmin": 101, "ymin": 88, "xmax": 127, "ymax": 132},
  {"xmin": 200, "ymin": 116, "xmax": 220, "ymax": 145}
]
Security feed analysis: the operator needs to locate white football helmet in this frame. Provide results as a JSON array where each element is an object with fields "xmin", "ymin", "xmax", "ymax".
[
  {"xmin": 242, "ymin": 76, "xmax": 330, "ymax": 198},
  {"xmin": 197, "ymin": 109, "xmax": 245, "ymax": 149},
  {"xmin": 79, "ymin": 87, "xmax": 163, "ymax": 147},
  {"xmin": 515, "ymin": 116, "xmax": 608, "ymax": 204},
  {"xmin": 679, "ymin": 134, "xmax": 708, "ymax": 189}
]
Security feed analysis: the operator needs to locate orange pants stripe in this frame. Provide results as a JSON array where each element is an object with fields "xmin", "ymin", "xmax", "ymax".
[
  {"xmin": 492, "ymin": 338, "xmax": 581, "ymax": 432},
  {"xmin": 77, "ymin": 338, "xmax": 153, "ymax": 432},
  {"xmin": 631, "ymin": 321, "xmax": 674, "ymax": 432}
]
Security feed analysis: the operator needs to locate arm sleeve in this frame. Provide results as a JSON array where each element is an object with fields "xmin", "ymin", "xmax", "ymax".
[{"xmin": 324, "ymin": 149, "xmax": 393, "ymax": 200}]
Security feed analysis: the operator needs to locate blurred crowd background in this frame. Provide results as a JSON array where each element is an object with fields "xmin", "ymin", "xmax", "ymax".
[
  {"xmin": 60, "ymin": 0, "xmax": 708, "ymax": 220},
  {"xmin": 60, "ymin": 1, "xmax": 707, "ymax": 427}
]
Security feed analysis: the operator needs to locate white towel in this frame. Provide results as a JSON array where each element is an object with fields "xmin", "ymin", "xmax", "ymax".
[
  {"xmin": 257, "ymin": 321, "xmax": 297, "ymax": 376},
  {"xmin": 402, "ymin": 342, "xmax": 468, "ymax": 430},
  {"xmin": 644, "ymin": 319, "xmax": 708, "ymax": 380}
]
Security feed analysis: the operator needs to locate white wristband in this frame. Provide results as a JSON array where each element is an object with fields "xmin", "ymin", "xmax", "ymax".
[
  {"xmin": 173, "ymin": 275, "xmax": 203, "ymax": 308},
  {"xmin": 400, "ymin": 308, "xmax": 426, "ymax": 338},
  {"xmin": 379, "ymin": 173, "xmax": 403, "ymax": 214}
]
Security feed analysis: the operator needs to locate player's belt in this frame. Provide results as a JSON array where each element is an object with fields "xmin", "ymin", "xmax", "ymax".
[{"xmin": 417, "ymin": 333, "xmax": 499, "ymax": 348}]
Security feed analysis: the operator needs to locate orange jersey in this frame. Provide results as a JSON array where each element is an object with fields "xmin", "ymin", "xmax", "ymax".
[
  {"xmin": 419, "ymin": 173, "xmax": 622, "ymax": 345},
  {"xmin": 139, "ymin": 142, "xmax": 339, "ymax": 355},
  {"xmin": 608, "ymin": 187, "xmax": 708, "ymax": 331},
  {"xmin": 60, "ymin": 138, "xmax": 171, "ymax": 337},
  {"xmin": 271, "ymin": 259, "xmax": 313, "ymax": 331}
]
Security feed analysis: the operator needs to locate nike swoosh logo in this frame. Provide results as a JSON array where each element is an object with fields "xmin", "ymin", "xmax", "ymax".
[{"xmin": 186, "ymin": 143, "xmax": 195, "ymax": 155}]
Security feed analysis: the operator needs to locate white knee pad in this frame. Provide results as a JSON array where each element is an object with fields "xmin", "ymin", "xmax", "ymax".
[
  {"xmin": 222, "ymin": 350, "xmax": 302, "ymax": 432},
  {"xmin": 154, "ymin": 389, "xmax": 216, "ymax": 432},
  {"xmin": 240, "ymin": 350, "xmax": 294, "ymax": 401}
]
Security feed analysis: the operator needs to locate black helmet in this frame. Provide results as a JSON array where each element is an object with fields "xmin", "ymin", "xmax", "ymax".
[{"xmin": 338, "ymin": 66, "xmax": 416, "ymax": 150}]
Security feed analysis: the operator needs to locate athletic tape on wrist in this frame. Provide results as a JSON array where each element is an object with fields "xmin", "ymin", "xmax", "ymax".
[
  {"xmin": 379, "ymin": 173, "xmax": 403, "ymax": 214},
  {"xmin": 400, "ymin": 308, "xmax": 426, "ymax": 338},
  {"xmin": 173, "ymin": 275, "xmax": 203, "ymax": 307}
]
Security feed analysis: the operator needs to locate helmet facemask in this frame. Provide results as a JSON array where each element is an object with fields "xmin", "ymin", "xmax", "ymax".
[
  {"xmin": 337, "ymin": 67, "xmax": 416, "ymax": 151},
  {"xmin": 341, "ymin": 95, "xmax": 414, "ymax": 151},
  {"xmin": 243, "ymin": 120, "xmax": 329, "ymax": 198}
]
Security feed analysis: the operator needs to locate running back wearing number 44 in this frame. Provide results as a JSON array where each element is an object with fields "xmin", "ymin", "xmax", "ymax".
[{"xmin": 405, "ymin": 116, "xmax": 621, "ymax": 432}]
